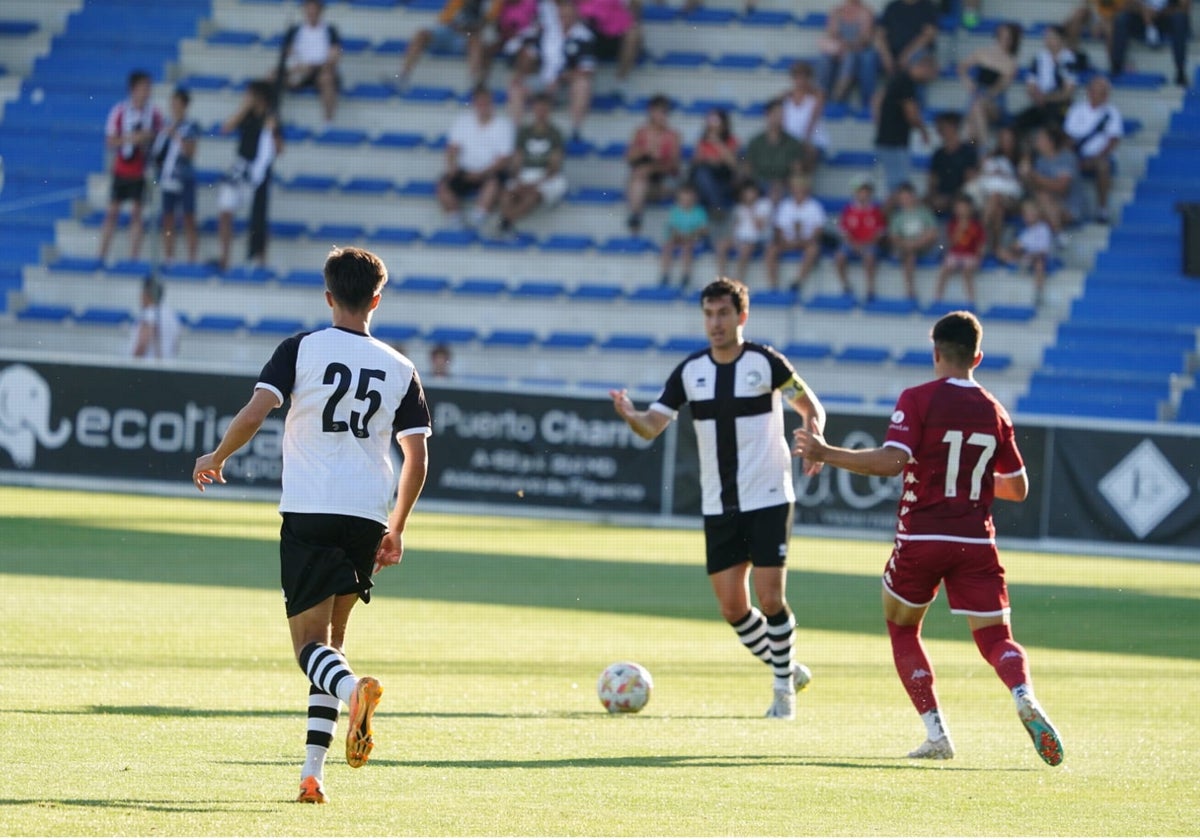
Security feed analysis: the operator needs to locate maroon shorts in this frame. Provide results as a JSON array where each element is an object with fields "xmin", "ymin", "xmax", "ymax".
[{"xmin": 882, "ymin": 538, "xmax": 1011, "ymax": 617}]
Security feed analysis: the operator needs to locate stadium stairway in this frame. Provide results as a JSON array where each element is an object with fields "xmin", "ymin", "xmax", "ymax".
[{"xmin": 2, "ymin": 0, "xmax": 1196, "ymax": 420}]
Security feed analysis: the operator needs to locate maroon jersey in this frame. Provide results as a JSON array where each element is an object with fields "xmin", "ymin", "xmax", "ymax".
[{"xmin": 883, "ymin": 377, "xmax": 1024, "ymax": 542}]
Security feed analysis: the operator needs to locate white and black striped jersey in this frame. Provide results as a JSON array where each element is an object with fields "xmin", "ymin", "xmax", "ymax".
[
  {"xmin": 651, "ymin": 342, "xmax": 806, "ymax": 516},
  {"xmin": 256, "ymin": 326, "xmax": 432, "ymax": 525}
]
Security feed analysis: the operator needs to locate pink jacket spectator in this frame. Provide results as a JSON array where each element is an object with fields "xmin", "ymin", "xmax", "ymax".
[{"xmin": 577, "ymin": 0, "xmax": 635, "ymax": 37}]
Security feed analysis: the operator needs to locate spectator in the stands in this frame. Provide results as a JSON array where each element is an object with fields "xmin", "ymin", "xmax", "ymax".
[
  {"xmin": 1019, "ymin": 125, "xmax": 1085, "ymax": 237},
  {"xmin": 129, "ymin": 275, "xmax": 181, "ymax": 360},
  {"xmin": 997, "ymin": 199, "xmax": 1054, "ymax": 305},
  {"xmin": 964, "ymin": 125, "xmax": 1024, "ymax": 252},
  {"xmin": 688, "ymin": 108, "xmax": 739, "ymax": 217},
  {"xmin": 578, "ymin": 0, "xmax": 642, "ymax": 80},
  {"xmin": 1064, "ymin": 0, "xmax": 1121, "ymax": 65},
  {"xmin": 273, "ymin": 0, "xmax": 341, "ymax": 128},
  {"xmin": 658, "ymin": 183, "xmax": 709, "ymax": 289},
  {"xmin": 152, "ymin": 87, "xmax": 200, "ymax": 265},
  {"xmin": 932, "ymin": 193, "xmax": 986, "ymax": 308},
  {"xmin": 1112, "ymin": 0, "xmax": 1191, "ymax": 87},
  {"xmin": 98, "ymin": 70, "xmax": 163, "ymax": 265},
  {"xmin": 497, "ymin": 92, "xmax": 568, "ymax": 236},
  {"xmin": 216, "ymin": 81, "xmax": 280, "ymax": 273},
  {"xmin": 958, "ymin": 21, "xmax": 1021, "ymax": 146},
  {"xmin": 430, "ymin": 343, "xmax": 453, "ymax": 378},
  {"xmin": 1063, "ymin": 75, "xmax": 1123, "ymax": 223},
  {"xmin": 482, "ymin": 0, "xmax": 539, "ymax": 85},
  {"xmin": 397, "ymin": 0, "xmax": 489, "ymax": 90},
  {"xmin": 780, "ymin": 61, "xmax": 830, "ymax": 175},
  {"xmin": 815, "ymin": 0, "xmax": 878, "ymax": 109},
  {"xmin": 887, "ymin": 181, "xmax": 939, "ymax": 300},
  {"xmin": 505, "ymin": 0, "xmax": 596, "ymax": 140},
  {"xmin": 742, "ymin": 97, "xmax": 804, "ymax": 204},
  {"xmin": 1010, "ymin": 25, "xmax": 1078, "ymax": 146},
  {"xmin": 926, "ymin": 111, "xmax": 978, "ymax": 217},
  {"xmin": 765, "ymin": 175, "xmax": 826, "ymax": 293},
  {"xmin": 874, "ymin": 0, "xmax": 940, "ymax": 87},
  {"xmin": 834, "ymin": 177, "xmax": 887, "ymax": 301},
  {"xmin": 874, "ymin": 53, "xmax": 936, "ymax": 201},
  {"xmin": 624, "ymin": 94, "xmax": 682, "ymax": 235},
  {"xmin": 716, "ymin": 181, "xmax": 773, "ymax": 284},
  {"xmin": 437, "ymin": 85, "xmax": 516, "ymax": 229}
]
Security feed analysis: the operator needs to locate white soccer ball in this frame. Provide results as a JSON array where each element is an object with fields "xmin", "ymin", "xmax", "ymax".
[{"xmin": 597, "ymin": 661, "xmax": 653, "ymax": 714}]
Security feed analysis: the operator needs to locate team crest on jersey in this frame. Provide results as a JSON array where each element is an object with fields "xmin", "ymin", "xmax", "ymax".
[
  {"xmin": 746, "ymin": 370, "xmax": 763, "ymax": 387},
  {"xmin": 891, "ymin": 410, "xmax": 905, "ymax": 425}
]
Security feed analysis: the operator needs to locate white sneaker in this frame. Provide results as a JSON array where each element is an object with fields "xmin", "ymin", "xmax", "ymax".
[
  {"xmin": 793, "ymin": 663, "xmax": 812, "ymax": 692},
  {"xmin": 907, "ymin": 735, "xmax": 956, "ymax": 759},
  {"xmin": 1017, "ymin": 694, "xmax": 1064, "ymax": 766},
  {"xmin": 764, "ymin": 687, "xmax": 796, "ymax": 720}
]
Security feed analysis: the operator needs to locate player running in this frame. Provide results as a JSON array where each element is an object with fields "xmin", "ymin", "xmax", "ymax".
[
  {"xmin": 792, "ymin": 310, "xmax": 1063, "ymax": 766},
  {"xmin": 610, "ymin": 276, "xmax": 826, "ymax": 720},
  {"xmin": 193, "ymin": 246, "xmax": 432, "ymax": 802}
]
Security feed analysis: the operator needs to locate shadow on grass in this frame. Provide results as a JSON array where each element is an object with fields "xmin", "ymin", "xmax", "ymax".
[
  {"xmin": 0, "ymin": 797, "xmax": 274, "ymax": 813},
  {"xmin": 220, "ymin": 755, "xmax": 1034, "ymax": 773},
  {"xmin": 2, "ymin": 518, "xmax": 1196, "ymax": 660}
]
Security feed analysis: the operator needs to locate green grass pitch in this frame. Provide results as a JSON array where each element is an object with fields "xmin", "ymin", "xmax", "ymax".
[{"xmin": 1, "ymin": 486, "xmax": 1198, "ymax": 835}]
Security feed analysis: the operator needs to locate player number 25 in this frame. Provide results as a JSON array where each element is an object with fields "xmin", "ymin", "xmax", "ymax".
[
  {"xmin": 941, "ymin": 430, "xmax": 997, "ymax": 501},
  {"xmin": 322, "ymin": 363, "xmax": 386, "ymax": 438}
]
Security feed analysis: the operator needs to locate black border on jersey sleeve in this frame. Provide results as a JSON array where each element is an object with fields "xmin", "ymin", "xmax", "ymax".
[
  {"xmin": 654, "ymin": 354, "xmax": 695, "ymax": 411},
  {"xmin": 393, "ymin": 369, "xmax": 432, "ymax": 435},
  {"xmin": 750, "ymin": 342, "xmax": 800, "ymax": 391},
  {"xmin": 257, "ymin": 333, "xmax": 309, "ymax": 404}
]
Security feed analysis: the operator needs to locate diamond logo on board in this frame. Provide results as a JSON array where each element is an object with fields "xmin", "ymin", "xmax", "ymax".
[{"xmin": 1097, "ymin": 440, "xmax": 1189, "ymax": 539}]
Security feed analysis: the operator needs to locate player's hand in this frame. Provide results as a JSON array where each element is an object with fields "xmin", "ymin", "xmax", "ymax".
[
  {"xmin": 609, "ymin": 388, "xmax": 635, "ymax": 419},
  {"xmin": 374, "ymin": 531, "xmax": 403, "ymax": 574},
  {"xmin": 193, "ymin": 453, "xmax": 226, "ymax": 493},
  {"xmin": 792, "ymin": 427, "xmax": 828, "ymax": 462}
]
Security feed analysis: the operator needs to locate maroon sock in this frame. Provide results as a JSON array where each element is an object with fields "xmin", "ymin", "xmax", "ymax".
[
  {"xmin": 887, "ymin": 621, "xmax": 938, "ymax": 714},
  {"xmin": 972, "ymin": 623, "xmax": 1031, "ymax": 690}
]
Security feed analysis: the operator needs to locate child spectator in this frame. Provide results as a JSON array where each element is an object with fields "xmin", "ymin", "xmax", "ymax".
[
  {"xmin": 926, "ymin": 111, "xmax": 978, "ymax": 217},
  {"xmin": 658, "ymin": 184, "xmax": 708, "ymax": 289},
  {"xmin": 152, "ymin": 87, "xmax": 200, "ymax": 265},
  {"xmin": 887, "ymin": 181, "xmax": 939, "ymax": 300},
  {"xmin": 98, "ymin": 70, "xmax": 163, "ymax": 264},
  {"xmin": 933, "ymin": 194, "xmax": 986, "ymax": 307},
  {"xmin": 498, "ymin": 92, "xmax": 567, "ymax": 236},
  {"xmin": 688, "ymin": 108, "xmax": 739, "ymax": 217},
  {"xmin": 716, "ymin": 181, "xmax": 773, "ymax": 284},
  {"xmin": 765, "ymin": 175, "xmax": 826, "ymax": 293},
  {"xmin": 430, "ymin": 343, "xmax": 454, "ymax": 378},
  {"xmin": 997, "ymin": 200, "xmax": 1054, "ymax": 305},
  {"xmin": 624, "ymin": 94, "xmax": 682, "ymax": 235},
  {"xmin": 835, "ymin": 178, "xmax": 887, "ymax": 301}
]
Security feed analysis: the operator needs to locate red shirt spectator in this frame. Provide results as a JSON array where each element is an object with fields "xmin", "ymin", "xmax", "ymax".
[
  {"xmin": 947, "ymin": 215, "xmax": 984, "ymax": 256},
  {"xmin": 840, "ymin": 200, "xmax": 887, "ymax": 246}
]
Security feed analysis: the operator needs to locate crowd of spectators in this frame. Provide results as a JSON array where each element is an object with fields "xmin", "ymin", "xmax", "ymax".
[{"xmin": 97, "ymin": 0, "xmax": 1162, "ymax": 307}]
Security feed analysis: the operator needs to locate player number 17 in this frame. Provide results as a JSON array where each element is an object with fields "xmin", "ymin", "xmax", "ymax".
[{"xmin": 941, "ymin": 430, "xmax": 996, "ymax": 500}]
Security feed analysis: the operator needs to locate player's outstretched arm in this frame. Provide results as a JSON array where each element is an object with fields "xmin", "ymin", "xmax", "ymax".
[
  {"xmin": 609, "ymin": 389, "xmax": 672, "ymax": 441},
  {"xmin": 193, "ymin": 388, "xmax": 278, "ymax": 492},
  {"xmin": 375, "ymin": 431, "xmax": 429, "ymax": 570},
  {"xmin": 792, "ymin": 427, "xmax": 908, "ymax": 477}
]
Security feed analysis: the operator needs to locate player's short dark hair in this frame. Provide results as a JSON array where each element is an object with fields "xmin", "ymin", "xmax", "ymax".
[
  {"xmin": 173, "ymin": 87, "xmax": 191, "ymax": 106},
  {"xmin": 324, "ymin": 247, "xmax": 388, "ymax": 312},
  {"xmin": 935, "ymin": 111, "xmax": 963, "ymax": 129},
  {"xmin": 931, "ymin": 311, "xmax": 982, "ymax": 367},
  {"xmin": 647, "ymin": 93, "xmax": 672, "ymax": 111},
  {"xmin": 128, "ymin": 70, "xmax": 151, "ymax": 90},
  {"xmin": 142, "ymin": 275, "xmax": 164, "ymax": 304},
  {"xmin": 701, "ymin": 277, "xmax": 750, "ymax": 315}
]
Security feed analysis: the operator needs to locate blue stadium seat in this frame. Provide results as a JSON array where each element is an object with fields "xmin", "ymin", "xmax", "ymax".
[
  {"xmin": 781, "ymin": 342, "xmax": 833, "ymax": 361},
  {"xmin": 542, "ymin": 331, "xmax": 596, "ymax": 349},
  {"xmin": 161, "ymin": 263, "xmax": 210, "ymax": 281},
  {"xmin": 836, "ymin": 346, "xmax": 891, "ymax": 364},
  {"xmin": 192, "ymin": 315, "xmax": 246, "ymax": 332},
  {"xmin": 655, "ymin": 51, "xmax": 709, "ymax": 68},
  {"xmin": 347, "ymin": 82, "xmax": 392, "ymax": 99},
  {"xmin": 600, "ymin": 334, "xmax": 656, "ymax": 351},
  {"xmin": 17, "ymin": 304, "xmax": 72, "ymax": 323},
  {"xmin": 1176, "ymin": 388, "xmax": 1200, "ymax": 424},
  {"xmin": 568, "ymin": 284, "xmax": 623, "ymax": 300},
  {"xmin": 313, "ymin": 223, "xmax": 367, "ymax": 241},
  {"xmin": 426, "ymin": 229, "xmax": 477, "ymax": 246},
  {"xmin": 512, "ymin": 281, "xmax": 566, "ymax": 298},
  {"xmin": 398, "ymin": 275, "xmax": 450, "ymax": 293},
  {"xmin": 984, "ymin": 304, "xmax": 1036, "ymax": 322},
  {"xmin": 314, "ymin": 128, "xmax": 369, "ymax": 146},
  {"xmin": 76, "ymin": 307, "xmax": 133, "ymax": 326},
  {"xmin": 342, "ymin": 177, "xmax": 394, "ymax": 194},
  {"xmin": 109, "ymin": 259, "xmax": 154, "ymax": 277},
  {"xmin": 628, "ymin": 286, "xmax": 681, "ymax": 302},
  {"xmin": 250, "ymin": 318, "xmax": 306, "ymax": 336},
  {"xmin": 977, "ymin": 354, "xmax": 1012, "ymax": 372},
  {"xmin": 373, "ymin": 323, "xmax": 421, "ymax": 343},
  {"xmin": 373, "ymin": 131, "xmax": 424, "ymax": 148},
  {"xmin": 208, "ymin": 29, "xmax": 259, "ymax": 45},
  {"xmin": 660, "ymin": 336, "xmax": 708, "ymax": 354},
  {"xmin": 712, "ymin": 54, "xmax": 765, "ymax": 70},
  {"xmin": 373, "ymin": 226, "xmax": 422, "ymax": 244},
  {"xmin": 455, "ymin": 277, "xmax": 508, "ymax": 296},
  {"xmin": 482, "ymin": 330, "xmax": 538, "ymax": 348},
  {"xmin": 540, "ymin": 234, "xmax": 595, "ymax": 252},
  {"xmin": 806, "ymin": 293, "xmax": 857, "ymax": 312},
  {"xmin": 599, "ymin": 237, "xmax": 657, "ymax": 255},
  {"xmin": 52, "ymin": 256, "xmax": 102, "ymax": 273},
  {"xmin": 223, "ymin": 265, "xmax": 274, "ymax": 283},
  {"xmin": 269, "ymin": 221, "xmax": 309, "ymax": 238},
  {"xmin": 895, "ymin": 349, "xmax": 932, "ymax": 367},
  {"xmin": 425, "ymin": 326, "xmax": 478, "ymax": 344},
  {"xmin": 279, "ymin": 269, "xmax": 325, "ymax": 286},
  {"xmin": 288, "ymin": 174, "xmax": 338, "ymax": 191},
  {"xmin": 752, "ymin": 289, "xmax": 799, "ymax": 307}
]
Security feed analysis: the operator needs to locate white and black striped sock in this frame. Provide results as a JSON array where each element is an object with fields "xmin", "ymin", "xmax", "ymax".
[
  {"xmin": 730, "ymin": 608, "xmax": 773, "ymax": 665},
  {"xmin": 299, "ymin": 642, "xmax": 357, "ymax": 705},
  {"xmin": 300, "ymin": 685, "xmax": 339, "ymax": 781},
  {"xmin": 766, "ymin": 609, "xmax": 796, "ymax": 691}
]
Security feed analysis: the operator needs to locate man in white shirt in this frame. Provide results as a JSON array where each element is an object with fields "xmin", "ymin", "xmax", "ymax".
[
  {"xmin": 765, "ymin": 175, "xmax": 827, "ymax": 294},
  {"xmin": 436, "ymin": 86, "xmax": 515, "ymax": 229},
  {"xmin": 275, "ymin": 0, "xmax": 342, "ymax": 126},
  {"xmin": 129, "ymin": 276, "xmax": 181, "ymax": 360},
  {"xmin": 1063, "ymin": 75, "xmax": 1123, "ymax": 223}
]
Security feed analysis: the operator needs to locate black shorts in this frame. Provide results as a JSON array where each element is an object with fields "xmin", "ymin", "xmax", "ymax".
[
  {"xmin": 279, "ymin": 512, "xmax": 385, "ymax": 618},
  {"xmin": 442, "ymin": 169, "xmax": 504, "ymax": 199},
  {"xmin": 703, "ymin": 502, "xmax": 794, "ymax": 575},
  {"xmin": 111, "ymin": 176, "xmax": 146, "ymax": 204},
  {"xmin": 592, "ymin": 31, "xmax": 623, "ymax": 62}
]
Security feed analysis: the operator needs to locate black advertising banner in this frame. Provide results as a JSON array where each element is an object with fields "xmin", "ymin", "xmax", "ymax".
[
  {"xmin": 0, "ymin": 358, "xmax": 280, "ymax": 486},
  {"xmin": 1047, "ymin": 429, "xmax": 1200, "ymax": 547},
  {"xmin": 422, "ymin": 386, "xmax": 666, "ymax": 514},
  {"xmin": 671, "ymin": 407, "xmax": 1045, "ymax": 540}
]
